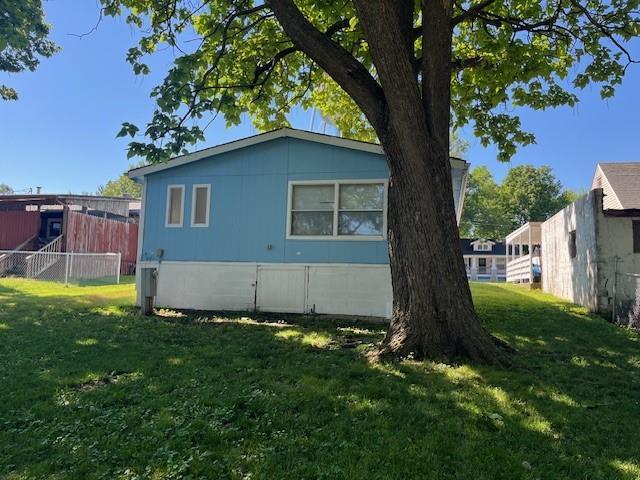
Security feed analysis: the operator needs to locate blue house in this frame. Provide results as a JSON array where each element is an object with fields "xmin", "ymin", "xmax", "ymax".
[{"xmin": 129, "ymin": 128, "xmax": 469, "ymax": 318}]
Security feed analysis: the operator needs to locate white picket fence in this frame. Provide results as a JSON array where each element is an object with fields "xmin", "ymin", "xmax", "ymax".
[{"xmin": 0, "ymin": 250, "xmax": 121, "ymax": 285}]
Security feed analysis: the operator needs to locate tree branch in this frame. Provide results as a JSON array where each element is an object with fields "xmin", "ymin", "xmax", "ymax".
[
  {"xmin": 451, "ymin": 0, "xmax": 497, "ymax": 27},
  {"xmin": 268, "ymin": 0, "xmax": 386, "ymax": 131}
]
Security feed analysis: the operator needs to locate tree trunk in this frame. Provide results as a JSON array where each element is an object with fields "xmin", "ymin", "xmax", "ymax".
[
  {"xmin": 270, "ymin": 0, "xmax": 507, "ymax": 364},
  {"xmin": 376, "ymin": 130, "xmax": 504, "ymax": 363}
]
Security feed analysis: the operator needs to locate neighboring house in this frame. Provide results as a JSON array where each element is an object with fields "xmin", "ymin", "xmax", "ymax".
[
  {"xmin": 505, "ymin": 222, "xmax": 543, "ymax": 284},
  {"xmin": 0, "ymin": 194, "xmax": 139, "ymax": 274},
  {"xmin": 461, "ymin": 238, "xmax": 507, "ymax": 282},
  {"xmin": 129, "ymin": 128, "xmax": 469, "ymax": 318},
  {"xmin": 506, "ymin": 162, "xmax": 640, "ymax": 321}
]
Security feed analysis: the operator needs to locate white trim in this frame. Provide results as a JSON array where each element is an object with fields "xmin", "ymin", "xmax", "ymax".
[
  {"xmin": 190, "ymin": 184, "xmax": 211, "ymax": 228},
  {"xmin": 456, "ymin": 161, "xmax": 470, "ymax": 225},
  {"xmin": 165, "ymin": 184, "xmax": 185, "ymax": 228},
  {"xmin": 286, "ymin": 179, "xmax": 388, "ymax": 241},
  {"xmin": 128, "ymin": 127, "xmax": 469, "ymax": 179},
  {"xmin": 137, "ymin": 260, "xmax": 389, "ymax": 269},
  {"xmin": 593, "ymin": 164, "xmax": 624, "ymax": 210},
  {"xmin": 135, "ymin": 178, "xmax": 147, "ymax": 305},
  {"xmin": 505, "ymin": 221, "xmax": 543, "ymax": 243},
  {"xmin": 129, "ymin": 129, "xmax": 383, "ymax": 178}
]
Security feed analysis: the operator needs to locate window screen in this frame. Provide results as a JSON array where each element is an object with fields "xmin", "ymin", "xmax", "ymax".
[
  {"xmin": 633, "ymin": 220, "xmax": 640, "ymax": 254},
  {"xmin": 167, "ymin": 186, "xmax": 183, "ymax": 226},
  {"xmin": 337, "ymin": 183, "xmax": 384, "ymax": 236},
  {"xmin": 192, "ymin": 185, "xmax": 210, "ymax": 226},
  {"xmin": 290, "ymin": 184, "xmax": 335, "ymax": 236}
]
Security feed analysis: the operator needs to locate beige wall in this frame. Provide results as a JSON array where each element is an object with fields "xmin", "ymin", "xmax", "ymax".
[
  {"xmin": 596, "ymin": 213, "xmax": 640, "ymax": 314},
  {"xmin": 541, "ymin": 190, "xmax": 599, "ymax": 310},
  {"xmin": 542, "ymin": 188, "xmax": 640, "ymax": 313}
]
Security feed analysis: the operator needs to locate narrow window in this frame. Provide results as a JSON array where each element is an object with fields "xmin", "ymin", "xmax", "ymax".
[
  {"xmin": 191, "ymin": 184, "xmax": 211, "ymax": 227},
  {"xmin": 290, "ymin": 184, "xmax": 335, "ymax": 236},
  {"xmin": 633, "ymin": 220, "xmax": 640, "ymax": 254},
  {"xmin": 338, "ymin": 183, "xmax": 385, "ymax": 236},
  {"xmin": 569, "ymin": 230, "xmax": 577, "ymax": 258},
  {"xmin": 166, "ymin": 185, "xmax": 184, "ymax": 227}
]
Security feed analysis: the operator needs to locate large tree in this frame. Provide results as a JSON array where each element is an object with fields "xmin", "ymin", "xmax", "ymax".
[
  {"xmin": 104, "ymin": 0, "xmax": 639, "ymax": 363},
  {"xmin": 0, "ymin": 183, "xmax": 13, "ymax": 194},
  {"xmin": 0, "ymin": 0, "xmax": 58, "ymax": 100},
  {"xmin": 460, "ymin": 165, "xmax": 578, "ymax": 239},
  {"xmin": 501, "ymin": 165, "xmax": 577, "ymax": 228},
  {"xmin": 459, "ymin": 166, "xmax": 507, "ymax": 239},
  {"xmin": 97, "ymin": 173, "xmax": 143, "ymax": 198}
]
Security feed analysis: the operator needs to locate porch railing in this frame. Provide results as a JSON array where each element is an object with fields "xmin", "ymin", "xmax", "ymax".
[
  {"xmin": 0, "ymin": 235, "xmax": 38, "ymax": 276},
  {"xmin": 506, "ymin": 254, "xmax": 532, "ymax": 283},
  {"xmin": 26, "ymin": 235, "xmax": 64, "ymax": 279}
]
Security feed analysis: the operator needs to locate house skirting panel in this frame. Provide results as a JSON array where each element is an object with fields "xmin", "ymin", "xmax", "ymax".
[{"xmin": 137, "ymin": 261, "xmax": 393, "ymax": 318}]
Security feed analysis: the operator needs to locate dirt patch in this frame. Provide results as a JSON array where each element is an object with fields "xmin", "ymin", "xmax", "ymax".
[{"xmin": 74, "ymin": 370, "xmax": 132, "ymax": 391}]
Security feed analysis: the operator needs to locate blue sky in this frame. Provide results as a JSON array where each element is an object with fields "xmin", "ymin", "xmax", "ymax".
[{"xmin": 1, "ymin": 0, "xmax": 639, "ymax": 194}]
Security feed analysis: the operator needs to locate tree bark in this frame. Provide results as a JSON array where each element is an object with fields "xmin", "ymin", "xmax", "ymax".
[
  {"xmin": 378, "ymin": 130, "xmax": 504, "ymax": 363},
  {"xmin": 271, "ymin": 0, "xmax": 507, "ymax": 363}
]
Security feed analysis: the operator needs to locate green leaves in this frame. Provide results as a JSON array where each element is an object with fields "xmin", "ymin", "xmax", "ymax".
[
  {"xmin": 0, "ymin": 0, "xmax": 59, "ymax": 100},
  {"xmin": 97, "ymin": 173, "xmax": 142, "ymax": 197},
  {"xmin": 117, "ymin": 122, "xmax": 140, "ymax": 138},
  {"xmin": 460, "ymin": 164, "xmax": 577, "ymax": 238},
  {"xmin": 100, "ymin": 0, "xmax": 639, "ymax": 163}
]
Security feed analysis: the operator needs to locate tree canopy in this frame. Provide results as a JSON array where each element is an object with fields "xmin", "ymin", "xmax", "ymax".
[
  {"xmin": 99, "ymin": 0, "xmax": 639, "ymax": 363},
  {"xmin": 0, "ymin": 0, "xmax": 59, "ymax": 100},
  {"xmin": 0, "ymin": 183, "xmax": 13, "ymax": 194},
  {"xmin": 103, "ymin": 0, "xmax": 640, "ymax": 163},
  {"xmin": 97, "ymin": 173, "xmax": 142, "ymax": 198},
  {"xmin": 460, "ymin": 164, "xmax": 578, "ymax": 238}
]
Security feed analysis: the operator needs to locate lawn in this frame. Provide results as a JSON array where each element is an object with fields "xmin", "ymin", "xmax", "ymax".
[{"xmin": 1, "ymin": 279, "xmax": 639, "ymax": 479}]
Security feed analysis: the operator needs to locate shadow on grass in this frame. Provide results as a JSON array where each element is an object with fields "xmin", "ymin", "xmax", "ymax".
[{"xmin": 1, "ymin": 280, "xmax": 639, "ymax": 479}]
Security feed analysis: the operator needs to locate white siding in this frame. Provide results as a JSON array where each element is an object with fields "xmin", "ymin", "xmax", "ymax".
[{"xmin": 138, "ymin": 261, "xmax": 393, "ymax": 318}]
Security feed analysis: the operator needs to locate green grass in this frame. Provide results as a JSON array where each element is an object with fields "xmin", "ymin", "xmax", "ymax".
[{"xmin": 1, "ymin": 279, "xmax": 639, "ymax": 479}]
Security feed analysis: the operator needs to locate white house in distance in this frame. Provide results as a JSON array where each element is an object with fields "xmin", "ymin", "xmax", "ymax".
[
  {"xmin": 461, "ymin": 238, "xmax": 507, "ymax": 281},
  {"xmin": 129, "ymin": 128, "xmax": 469, "ymax": 319},
  {"xmin": 505, "ymin": 222, "xmax": 542, "ymax": 284},
  {"xmin": 506, "ymin": 162, "xmax": 640, "ymax": 322}
]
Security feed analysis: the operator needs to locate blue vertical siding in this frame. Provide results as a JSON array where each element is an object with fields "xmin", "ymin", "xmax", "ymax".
[{"xmin": 141, "ymin": 137, "xmax": 459, "ymax": 264}]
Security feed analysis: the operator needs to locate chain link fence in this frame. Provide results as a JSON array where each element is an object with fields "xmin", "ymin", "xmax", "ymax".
[
  {"xmin": 0, "ymin": 251, "xmax": 121, "ymax": 285},
  {"xmin": 613, "ymin": 271, "xmax": 640, "ymax": 331}
]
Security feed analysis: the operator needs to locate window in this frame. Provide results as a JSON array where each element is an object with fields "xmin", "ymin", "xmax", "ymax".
[
  {"xmin": 474, "ymin": 242, "xmax": 491, "ymax": 252},
  {"xmin": 569, "ymin": 230, "xmax": 577, "ymax": 258},
  {"xmin": 633, "ymin": 221, "xmax": 640, "ymax": 254},
  {"xmin": 191, "ymin": 184, "xmax": 211, "ymax": 227},
  {"xmin": 288, "ymin": 180, "xmax": 387, "ymax": 239},
  {"xmin": 165, "ymin": 185, "xmax": 184, "ymax": 227},
  {"xmin": 478, "ymin": 257, "xmax": 487, "ymax": 273},
  {"xmin": 290, "ymin": 184, "xmax": 335, "ymax": 236}
]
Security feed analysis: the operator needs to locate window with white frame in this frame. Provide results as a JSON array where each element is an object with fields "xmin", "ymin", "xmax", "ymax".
[
  {"xmin": 165, "ymin": 185, "xmax": 184, "ymax": 227},
  {"xmin": 288, "ymin": 181, "xmax": 386, "ymax": 238},
  {"xmin": 474, "ymin": 242, "xmax": 492, "ymax": 252},
  {"xmin": 191, "ymin": 184, "xmax": 211, "ymax": 227}
]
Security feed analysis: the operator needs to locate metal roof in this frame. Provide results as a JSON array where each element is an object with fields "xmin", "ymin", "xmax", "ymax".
[{"xmin": 0, "ymin": 194, "xmax": 133, "ymax": 217}]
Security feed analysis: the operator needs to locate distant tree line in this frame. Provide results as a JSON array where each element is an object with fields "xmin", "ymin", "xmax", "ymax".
[{"xmin": 459, "ymin": 165, "xmax": 581, "ymax": 240}]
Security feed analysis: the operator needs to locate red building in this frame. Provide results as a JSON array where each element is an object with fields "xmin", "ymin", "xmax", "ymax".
[{"xmin": 0, "ymin": 194, "xmax": 138, "ymax": 274}]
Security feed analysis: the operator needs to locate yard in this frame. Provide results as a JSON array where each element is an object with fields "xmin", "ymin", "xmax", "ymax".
[{"xmin": 0, "ymin": 279, "xmax": 639, "ymax": 479}]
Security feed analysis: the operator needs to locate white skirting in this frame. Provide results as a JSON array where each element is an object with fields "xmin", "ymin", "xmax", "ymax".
[{"xmin": 137, "ymin": 261, "xmax": 393, "ymax": 318}]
